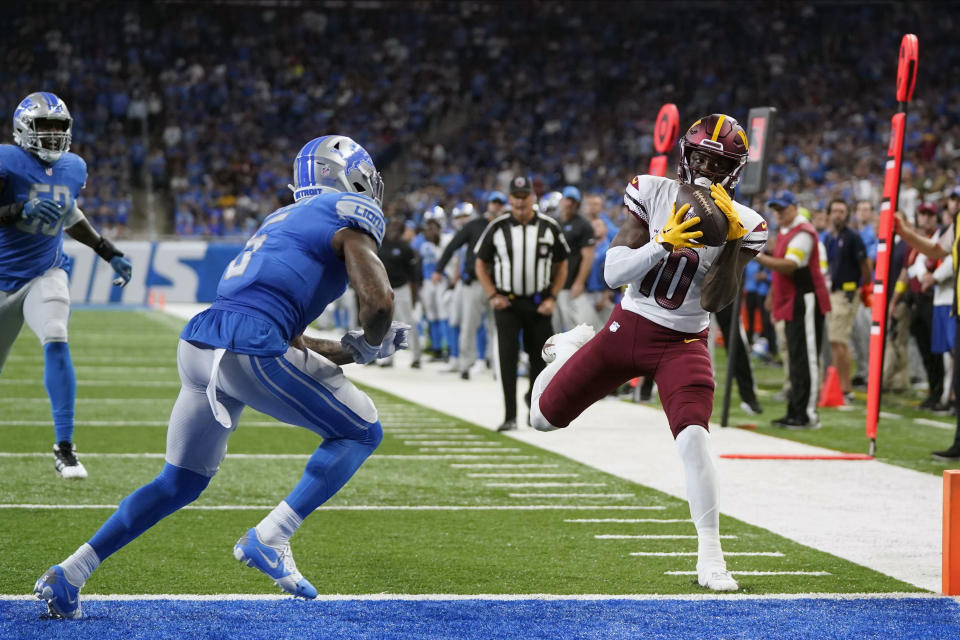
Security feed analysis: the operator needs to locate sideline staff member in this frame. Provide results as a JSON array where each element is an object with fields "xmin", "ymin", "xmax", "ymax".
[
  {"xmin": 756, "ymin": 190, "xmax": 831, "ymax": 429},
  {"xmin": 475, "ymin": 175, "xmax": 569, "ymax": 431}
]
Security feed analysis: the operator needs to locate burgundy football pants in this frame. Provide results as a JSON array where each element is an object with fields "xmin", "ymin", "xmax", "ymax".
[{"xmin": 538, "ymin": 304, "xmax": 715, "ymax": 437}]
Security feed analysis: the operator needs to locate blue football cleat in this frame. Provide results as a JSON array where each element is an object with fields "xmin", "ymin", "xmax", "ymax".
[
  {"xmin": 233, "ymin": 528, "xmax": 317, "ymax": 599},
  {"xmin": 34, "ymin": 565, "xmax": 82, "ymax": 619}
]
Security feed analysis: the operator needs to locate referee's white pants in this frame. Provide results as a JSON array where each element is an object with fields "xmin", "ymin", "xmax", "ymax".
[
  {"xmin": 168, "ymin": 339, "xmax": 380, "ymax": 477},
  {"xmin": 0, "ymin": 267, "xmax": 71, "ymax": 372}
]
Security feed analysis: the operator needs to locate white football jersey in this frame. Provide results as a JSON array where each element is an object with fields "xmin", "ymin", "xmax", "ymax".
[{"xmin": 620, "ymin": 175, "xmax": 768, "ymax": 333}]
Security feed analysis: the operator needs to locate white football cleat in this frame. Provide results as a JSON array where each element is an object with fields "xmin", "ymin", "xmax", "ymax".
[
  {"xmin": 697, "ymin": 566, "xmax": 739, "ymax": 592},
  {"xmin": 53, "ymin": 442, "xmax": 87, "ymax": 479},
  {"xmin": 542, "ymin": 324, "xmax": 595, "ymax": 363}
]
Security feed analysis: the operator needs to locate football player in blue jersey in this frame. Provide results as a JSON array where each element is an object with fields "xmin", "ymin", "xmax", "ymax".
[
  {"xmin": 35, "ymin": 134, "xmax": 408, "ymax": 619},
  {"xmin": 0, "ymin": 92, "xmax": 133, "ymax": 479}
]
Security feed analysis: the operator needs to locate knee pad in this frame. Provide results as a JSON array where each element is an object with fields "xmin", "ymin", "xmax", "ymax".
[
  {"xmin": 157, "ymin": 462, "xmax": 211, "ymax": 505},
  {"xmin": 42, "ymin": 318, "xmax": 69, "ymax": 344}
]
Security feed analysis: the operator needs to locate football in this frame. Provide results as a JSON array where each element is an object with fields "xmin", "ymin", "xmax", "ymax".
[{"xmin": 676, "ymin": 183, "xmax": 728, "ymax": 247}]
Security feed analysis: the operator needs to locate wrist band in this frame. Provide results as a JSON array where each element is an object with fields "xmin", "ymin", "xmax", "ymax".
[{"xmin": 94, "ymin": 237, "xmax": 124, "ymax": 262}]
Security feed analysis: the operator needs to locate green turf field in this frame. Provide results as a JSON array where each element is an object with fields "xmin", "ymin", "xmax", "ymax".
[
  {"xmin": 708, "ymin": 342, "xmax": 960, "ymax": 476},
  {"xmin": 0, "ymin": 310, "xmax": 922, "ymax": 595}
]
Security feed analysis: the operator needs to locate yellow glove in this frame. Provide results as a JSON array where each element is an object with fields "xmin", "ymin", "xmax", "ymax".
[
  {"xmin": 710, "ymin": 183, "xmax": 747, "ymax": 241},
  {"xmin": 655, "ymin": 203, "xmax": 703, "ymax": 250}
]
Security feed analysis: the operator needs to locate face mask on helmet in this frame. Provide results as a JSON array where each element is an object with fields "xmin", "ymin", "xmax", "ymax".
[
  {"xmin": 13, "ymin": 93, "xmax": 73, "ymax": 164},
  {"xmin": 677, "ymin": 114, "xmax": 748, "ymax": 189}
]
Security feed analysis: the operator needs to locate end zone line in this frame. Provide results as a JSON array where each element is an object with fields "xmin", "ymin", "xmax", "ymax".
[
  {"xmin": 566, "ymin": 518, "xmax": 691, "ymax": 523},
  {"xmin": 0, "ymin": 592, "xmax": 938, "ymax": 601}
]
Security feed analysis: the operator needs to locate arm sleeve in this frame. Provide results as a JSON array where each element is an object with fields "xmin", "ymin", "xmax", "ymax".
[
  {"xmin": 474, "ymin": 221, "xmax": 496, "ymax": 262},
  {"xmin": 552, "ymin": 222, "xmax": 571, "ymax": 261},
  {"xmin": 63, "ymin": 203, "xmax": 87, "ymax": 229},
  {"xmin": 623, "ymin": 176, "xmax": 651, "ymax": 225},
  {"xmin": 933, "ymin": 255, "xmax": 953, "ymax": 282},
  {"xmin": 603, "ymin": 243, "xmax": 669, "ymax": 288},
  {"xmin": 784, "ymin": 232, "xmax": 814, "ymax": 268},
  {"xmin": 436, "ymin": 225, "xmax": 468, "ymax": 272}
]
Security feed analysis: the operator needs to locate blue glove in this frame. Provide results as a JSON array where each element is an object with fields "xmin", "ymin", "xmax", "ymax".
[
  {"xmin": 110, "ymin": 255, "xmax": 132, "ymax": 287},
  {"xmin": 340, "ymin": 330, "xmax": 381, "ymax": 364},
  {"xmin": 21, "ymin": 198, "xmax": 63, "ymax": 226},
  {"xmin": 376, "ymin": 321, "xmax": 411, "ymax": 359}
]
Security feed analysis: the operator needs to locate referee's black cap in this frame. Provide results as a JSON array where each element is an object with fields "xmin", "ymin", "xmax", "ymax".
[{"xmin": 509, "ymin": 175, "xmax": 533, "ymax": 197}]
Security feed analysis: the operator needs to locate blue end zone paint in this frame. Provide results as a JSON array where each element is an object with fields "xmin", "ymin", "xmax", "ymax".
[{"xmin": 3, "ymin": 597, "xmax": 960, "ymax": 640}]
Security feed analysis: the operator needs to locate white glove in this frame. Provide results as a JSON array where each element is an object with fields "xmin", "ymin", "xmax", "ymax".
[
  {"xmin": 376, "ymin": 321, "xmax": 411, "ymax": 359},
  {"xmin": 340, "ymin": 330, "xmax": 381, "ymax": 364}
]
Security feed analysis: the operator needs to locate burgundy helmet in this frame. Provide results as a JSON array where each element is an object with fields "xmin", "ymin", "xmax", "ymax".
[{"xmin": 678, "ymin": 114, "xmax": 749, "ymax": 189}]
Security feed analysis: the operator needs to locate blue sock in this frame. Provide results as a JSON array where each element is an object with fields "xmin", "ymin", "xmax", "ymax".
[
  {"xmin": 477, "ymin": 324, "xmax": 487, "ymax": 361},
  {"xmin": 43, "ymin": 341, "xmax": 76, "ymax": 444},
  {"xmin": 448, "ymin": 326, "xmax": 461, "ymax": 358},
  {"xmin": 429, "ymin": 321, "xmax": 441, "ymax": 352},
  {"xmin": 88, "ymin": 463, "xmax": 209, "ymax": 560},
  {"xmin": 285, "ymin": 422, "xmax": 383, "ymax": 520}
]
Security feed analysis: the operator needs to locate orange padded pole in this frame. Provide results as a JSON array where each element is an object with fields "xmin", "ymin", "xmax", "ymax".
[{"xmin": 943, "ymin": 471, "xmax": 960, "ymax": 594}]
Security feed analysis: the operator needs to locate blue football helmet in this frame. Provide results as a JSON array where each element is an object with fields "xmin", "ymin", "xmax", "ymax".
[
  {"xmin": 290, "ymin": 135, "xmax": 384, "ymax": 204},
  {"xmin": 13, "ymin": 92, "xmax": 72, "ymax": 163}
]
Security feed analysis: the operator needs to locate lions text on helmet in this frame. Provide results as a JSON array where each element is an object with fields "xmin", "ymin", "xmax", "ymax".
[
  {"xmin": 13, "ymin": 92, "xmax": 73, "ymax": 164},
  {"xmin": 677, "ymin": 114, "xmax": 748, "ymax": 190},
  {"xmin": 289, "ymin": 135, "xmax": 384, "ymax": 206}
]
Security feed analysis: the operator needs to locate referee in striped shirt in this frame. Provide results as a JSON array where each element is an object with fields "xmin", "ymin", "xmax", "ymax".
[{"xmin": 475, "ymin": 175, "xmax": 570, "ymax": 431}]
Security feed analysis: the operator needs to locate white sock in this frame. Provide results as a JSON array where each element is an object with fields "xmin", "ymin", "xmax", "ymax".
[
  {"xmin": 60, "ymin": 543, "xmax": 100, "ymax": 588},
  {"xmin": 255, "ymin": 501, "xmax": 303, "ymax": 547},
  {"xmin": 674, "ymin": 425, "xmax": 724, "ymax": 570},
  {"xmin": 530, "ymin": 357, "xmax": 569, "ymax": 430}
]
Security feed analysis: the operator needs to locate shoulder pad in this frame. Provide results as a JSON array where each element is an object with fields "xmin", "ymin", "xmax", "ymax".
[{"xmin": 334, "ymin": 193, "xmax": 386, "ymax": 247}]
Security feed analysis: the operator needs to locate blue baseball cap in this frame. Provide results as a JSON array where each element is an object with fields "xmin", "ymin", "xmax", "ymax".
[
  {"xmin": 562, "ymin": 186, "xmax": 581, "ymax": 201},
  {"xmin": 767, "ymin": 190, "xmax": 797, "ymax": 209},
  {"xmin": 488, "ymin": 190, "xmax": 507, "ymax": 204}
]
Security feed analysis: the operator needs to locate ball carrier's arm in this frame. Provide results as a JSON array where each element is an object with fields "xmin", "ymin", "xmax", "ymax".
[{"xmin": 866, "ymin": 34, "xmax": 918, "ymax": 456}]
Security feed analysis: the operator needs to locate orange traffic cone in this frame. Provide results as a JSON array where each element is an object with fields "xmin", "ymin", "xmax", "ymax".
[{"xmin": 818, "ymin": 366, "xmax": 844, "ymax": 407}]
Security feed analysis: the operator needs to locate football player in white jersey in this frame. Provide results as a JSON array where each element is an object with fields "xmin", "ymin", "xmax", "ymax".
[{"xmin": 530, "ymin": 114, "xmax": 767, "ymax": 591}]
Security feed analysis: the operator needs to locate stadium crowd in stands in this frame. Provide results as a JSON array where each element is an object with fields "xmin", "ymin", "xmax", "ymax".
[{"xmin": 2, "ymin": 2, "xmax": 958, "ymax": 238}]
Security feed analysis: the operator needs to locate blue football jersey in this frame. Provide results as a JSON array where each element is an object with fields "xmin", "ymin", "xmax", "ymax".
[
  {"xmin": 181, "ymin": 192, "xmax": 385, "ymax": 356},
  {"xmin": 0, "ymin": 145, "xmax": 86, "ymax": 291},
  {"xmin": 419, "ymin": 240, "xmax": 439, "ymax": 280}
]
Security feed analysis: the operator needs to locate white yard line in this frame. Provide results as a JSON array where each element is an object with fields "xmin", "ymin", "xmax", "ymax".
[
  {"xmin": 510, "ymin": 493, "xmax": 634, "ymax": 499},
  {"xmin": 0, "ymin": 379, "xmax": 179, "ymax": 387},
  {"xmin": 469, "ymin": 473, "xmax": 579, "ymax": 478},
  {"xmin": 404, "ymin": 441, "xmax": 500, "ymax": 446},
  {"xmin": 914, "ymin": 418, "xmax": 953, "ymax": 430},
  {"xmin": 450, "ymin": 463, "xmax": 560, "ymax": 469},
  {"xmin": 486, "ymin": 482, "xmax": 606, "ymax": 488},
  {"xmin": 597, "ymin": 534, "xmax": 737, "ymax": 540},
  {"xmin": 630, "ymin": 552, "xmax": 784, "ymax": 557},
  {"xmin": 565, "ymin": 518, "xmax": 691, "ymax": 524},
  {"xmin": 422, "ymin": 447, "xmax": 522, "ymax": 453},
  {"xmin": 666, "ymin": 571, "xmax": 831, "ymax": 577}
]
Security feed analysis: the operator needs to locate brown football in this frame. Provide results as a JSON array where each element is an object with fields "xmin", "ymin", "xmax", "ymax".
[{"xmin": 677, "ymin": 183, "xmax": 728, "ymax": 247}]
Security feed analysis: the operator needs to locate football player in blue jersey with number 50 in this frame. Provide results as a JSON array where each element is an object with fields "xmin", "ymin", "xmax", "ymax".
[
  {"xmin": 0, "ymin": 92, "xmax": 133, "ymax": 479},
  {"xmin": 35, "ymin": 135, "xmax": 408, "ymax": 619}
]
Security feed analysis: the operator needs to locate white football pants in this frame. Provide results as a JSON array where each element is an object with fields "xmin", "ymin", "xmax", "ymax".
[{"xmin": 0, "ymin": 267, "xmax": 71, "ymax": 371}]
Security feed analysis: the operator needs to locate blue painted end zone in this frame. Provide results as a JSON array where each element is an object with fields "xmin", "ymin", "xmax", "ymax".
[{"xmin": 3, "ymin": 597, "xmax": 959, "ymax": 640}]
